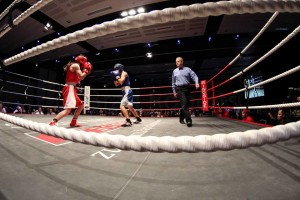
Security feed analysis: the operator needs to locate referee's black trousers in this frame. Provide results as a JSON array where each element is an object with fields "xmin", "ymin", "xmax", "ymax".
[{"xmin": 176, "ymin": 86, "xmax": 191, "ymax": 122}]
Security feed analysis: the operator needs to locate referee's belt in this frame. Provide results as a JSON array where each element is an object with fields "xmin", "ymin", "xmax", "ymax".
[{"xmin": 175, "ymin": 84, "xmax": 189, "ymax": 88}]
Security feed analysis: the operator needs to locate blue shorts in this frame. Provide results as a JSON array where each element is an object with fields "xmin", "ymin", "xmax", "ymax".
[{"xmin": 121, "ymin": 87, "xmax": 133, "ymax": 106}]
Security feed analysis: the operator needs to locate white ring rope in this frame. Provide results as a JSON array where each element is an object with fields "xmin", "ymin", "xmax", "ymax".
[
  {"xmin": 232, "ymin": 25, "xmax": 300, "ymax": 79},
  {"xmin": 228, "ymin": 12, "xmax": 279, "ymax": 66},
  {"xmin": 233, "ymin": 102, "xmax": 300, "ymax": 110},
  {"xmin": 0, "ymin": 0, "xmax": 53, "ymax": 38},
  {"xmin": 209, "ymin": 25, "xmax": 300, "ymax": 91},
  {"xmin": 0, "ymin": 100, "xmax": 63, "ymax": 109},
  {"xmin": 0, "ymin": 0, "xmax": 22, "ymax": 21},
  {"xmin": 234, "ymin": 65, "xmax": 300, "ymax": 94},
  {"xmin": 1, "ymin": 90, "xmax": 62, "ymax": 101},
  {"xmin": 210, "ymin": 64, "xmax": 300, "ymax": 100},
  {"xmin": 0, "ymin": 112, "xmax": 299, "ymax": 153},
  {"xmin": 3, "ymin": 80, "xmax": 62, "ymax": 93},
  {"xmin": 3, "ymin": 0, "xmax": 300, "ymax": 66},
  {"xmin": 5, "ymin": 70, "xmax": 64, "ymax": 86},
  {"xmin": 1, "ymin": 101, "xmax": 63, "ymax": 109},
  {"xmin": 208, "ymin": 11, "xmax": 279, "ymax": 83}
]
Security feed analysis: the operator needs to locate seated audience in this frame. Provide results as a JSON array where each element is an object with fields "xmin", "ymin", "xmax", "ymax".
[
  {"xmin": 0, "ymin": 102, "xmax": 7, "ymax": 113},
  {"xmin": 13, "ymin": 105, "xmax": 23, "ymax": 114},
  {"xmin": 242, "ymin": 109, "xmax": 254, "ymax": 122},
  {"xmin": 48, "ymin": 108, "xmax": 56, "ymax": 115},
  {"xmin": 268, "ymin": 108, "xmax": 290, "ymax": 125},
  {"xmin": 34, "ymin": 107, "xmax": 44, "ymax": 115}
]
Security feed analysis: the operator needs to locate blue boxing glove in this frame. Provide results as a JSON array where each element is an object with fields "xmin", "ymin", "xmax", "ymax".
[{"xmin": 110, "ymin": 69, "xmax": 121, "ymax": 81}]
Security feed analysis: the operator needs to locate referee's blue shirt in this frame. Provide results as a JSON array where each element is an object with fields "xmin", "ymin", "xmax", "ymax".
[{"xmin": 172, "ymin": 66, "xmax": 199, "ymax": 93}]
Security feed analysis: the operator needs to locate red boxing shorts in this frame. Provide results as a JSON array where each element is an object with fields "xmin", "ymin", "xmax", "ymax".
[{"xmin": 62, "ymin": 85, "xmax": 83, "ymax": 109}]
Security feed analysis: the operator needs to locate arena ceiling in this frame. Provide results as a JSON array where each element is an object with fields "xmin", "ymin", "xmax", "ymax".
[{"xmin": 0, "ymin": 0, "xmax": 299, "ymax": 88}]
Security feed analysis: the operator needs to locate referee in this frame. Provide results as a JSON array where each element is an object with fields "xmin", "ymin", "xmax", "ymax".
[{"xmin": 172, "ymin": 57, "xmax": 199, "ymax": 127}]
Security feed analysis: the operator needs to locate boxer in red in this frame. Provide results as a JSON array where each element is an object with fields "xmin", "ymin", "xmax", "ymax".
[{"xmin": 49, "ymin": 55, "xmax": 92, "ymax": 127}]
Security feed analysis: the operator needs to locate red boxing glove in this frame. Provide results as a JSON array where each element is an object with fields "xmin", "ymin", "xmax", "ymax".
[{"xmin": 83, "ymin": 62, "xmax": 92, "ymax": 75}]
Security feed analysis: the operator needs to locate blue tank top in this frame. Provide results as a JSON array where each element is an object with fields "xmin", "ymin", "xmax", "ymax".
[{"xmin": 121, "ymin": 74, "xmax": 130, "ymax": 87}]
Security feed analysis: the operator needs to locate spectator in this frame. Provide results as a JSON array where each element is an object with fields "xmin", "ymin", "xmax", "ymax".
[
  {"xmin": 0, "ymin": 102, "xmax": 7, "ymax": 113},
  {"xmin": 268, "ymin": 108, "xmax": 289, "ymax": 125},
  {"xmin": 48, "ymin": 108, "xmax": 56, "ymax": 115},
  {"xmin": 13, "ymin": 105, "xmax": 23, "ymax": 114},
  {"xmin": 242, "ymin": 109, "xmax": 254, "ymax": 122},
  {"xmin": 34, "ymin": 107, "xmax": 44, "ymax": 115}
]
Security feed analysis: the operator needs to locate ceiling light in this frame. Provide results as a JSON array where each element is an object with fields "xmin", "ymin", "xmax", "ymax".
[
  {"xmin": 137, "ymin": 7, "xmax": 145, "ymax": 13},
  {"xmin": 128, "ymin": 9, "xmax": 136, "ymax": 16},
  {"xmin": 121, "ymin": 11, "xmax": 128, "ymax": 17},
  {"xmin": 146, "ymin": 52, "xmax": 152, "ymax": 58},
  {"xmin": 44, "ymin": 22, "xmax": 53, "ymax": 31}
]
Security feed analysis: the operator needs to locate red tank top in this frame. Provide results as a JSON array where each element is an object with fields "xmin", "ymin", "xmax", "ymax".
[{"xmin": 65, "ymin": 64, "xmax": 79, "ymax": 83}]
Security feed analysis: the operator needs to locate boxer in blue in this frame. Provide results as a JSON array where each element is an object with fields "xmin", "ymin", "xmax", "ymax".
[{"xmin": 110, "ymin": 63, "xmax": 142, "ymax": 127}]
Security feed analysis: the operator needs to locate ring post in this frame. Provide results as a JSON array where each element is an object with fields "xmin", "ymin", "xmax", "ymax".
[{"xmin": 84, "ymin": 86, "xmax": 90, "ymax": 114}]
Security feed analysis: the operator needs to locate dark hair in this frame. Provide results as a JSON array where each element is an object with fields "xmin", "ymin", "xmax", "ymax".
[{"xmin": 278, "ymin": 108, "xmax": 285, "ymax": 115}]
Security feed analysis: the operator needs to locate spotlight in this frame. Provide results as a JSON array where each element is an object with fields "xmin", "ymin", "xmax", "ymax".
[
  {"xmin": 137, "ymin": 7, "xmax": 145, "ymax": 13},
  {"xmin": 44, "ymin": 22, "xmax": 52, "ymax": 31},
  {"xmin": 128, "ymin": 9, "xmax": 136, "ymax": 16},
  {"xmin": 121, "ymin": 11, "xmax": 128, "ymax": 17},
  {"xmin": 208, "ymin": 36, "xmax": 212, "ymax": 42},
  {"xmin": 177, "ymin": 39, "xmax": 181, "ymax": 45},
  {"xmin": 146, "ymin": 52, "xmax": 152, "ymax": 58}
]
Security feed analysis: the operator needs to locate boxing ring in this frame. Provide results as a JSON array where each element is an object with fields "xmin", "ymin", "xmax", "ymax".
[{"xmin": 0, "ymin": 0, "xmax": 300, "ymax": 199}]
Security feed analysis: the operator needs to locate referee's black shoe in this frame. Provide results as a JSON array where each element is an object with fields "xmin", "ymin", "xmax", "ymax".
[{"xmin": 186, "ymin": 120, "xmax": 192, "ymax": 127}]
